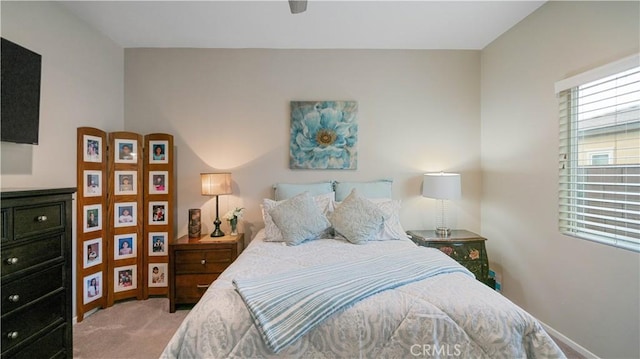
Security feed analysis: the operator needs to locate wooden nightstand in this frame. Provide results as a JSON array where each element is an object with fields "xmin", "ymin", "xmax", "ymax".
[
  {"xmin": 407, "ymin": 230, "xmax": 490, "ymax": 286},
  {"xmin": 169, "ymin": 233, "xmax": 244, "ymax": 312}
]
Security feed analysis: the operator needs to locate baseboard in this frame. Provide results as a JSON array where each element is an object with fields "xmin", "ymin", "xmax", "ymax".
[
  {"xmin": 539, "ymin": 320, "xmax": 600, "ymax": 359},
  {"xmin": 72, "ymin": 307, "xmax": 100, "ymax": 325}
]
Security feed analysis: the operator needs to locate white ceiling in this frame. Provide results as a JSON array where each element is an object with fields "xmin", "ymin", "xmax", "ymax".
[{"xmin": 59, "ymin": 0, "xmax": 546, "ymax": 50}]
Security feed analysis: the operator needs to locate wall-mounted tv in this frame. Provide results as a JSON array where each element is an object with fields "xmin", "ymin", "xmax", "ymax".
[{"xmin": 1, "ymin": 37, "xmax": 42, "ymax": 145}]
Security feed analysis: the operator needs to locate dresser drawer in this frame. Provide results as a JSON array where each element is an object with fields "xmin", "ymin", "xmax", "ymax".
[
  {"xmin": 7, "ymin": 323, "xmax": 67, "ymax": 359},
  {"xmin": 1, "ymin": 235, "xmax": 64, "ymax": 277},
  {"xmin": 13, "ymin": 202, "xmax": 64, "ymax": 240},
  {"xmin": 174, "ymin": 249, "xmax": 233, "ymax": 274},
  {"xmin": 2, "ymin": 264, "xmax": 64, "ymax": 314},
  {"xmin": 1, "ymin": 208, "xmax": 9, "ymax": 242},
  {"xmin": 174, "ymin": 273, "xmax": 219, "ymax": 302},
  {"xmin": 1, "ymin": 292, "xmax": 65, "ymax": 353}
]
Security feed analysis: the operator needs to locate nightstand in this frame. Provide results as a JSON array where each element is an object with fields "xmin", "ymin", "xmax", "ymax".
[
  {"xmin": 407, "ymin": 230, "xmax": 490, "ymax": 286},
  {"xmin": 169, "ymin": 233, "xmax": 244, "ymax": 312}
]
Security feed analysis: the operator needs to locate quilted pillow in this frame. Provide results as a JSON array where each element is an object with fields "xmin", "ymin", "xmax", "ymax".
[
  {"xmin": 333, "ymin": 198, "xmax": 408, "ymax": 240},
  {"xmin": 268, "ymin": 192, "xmax": 331, "ymax": 246},
  {"xmin": 330, "ymin": 189, "xmax": 384, "ymax": 244},
  {"xmin": 371, "ymin": 199, "xmax": 409, "ymax": 240},
  {"xmin": 261, "ymin": 192, "xmax": 334, "ymax": 242}
]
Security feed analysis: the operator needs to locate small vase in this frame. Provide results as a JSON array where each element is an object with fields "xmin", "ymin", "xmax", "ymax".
[{"xmin": 230, "ymin": 217, "xmax": 238, "ymax": 235}]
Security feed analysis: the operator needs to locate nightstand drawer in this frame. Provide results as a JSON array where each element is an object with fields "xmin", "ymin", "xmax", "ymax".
[
  {"xmin": 428, "ymin": 242, "xmax": 484, "ymax": 262},
  {"xmin": 14, "ymin": 202, "xmax": 64, "ymax": 240},
  {"xmin": 174, "ymin": 273, "xmax": 220, "ymax": 301},
  {"xmin": 169, "ymin": 234, "xmax": 244, "ymax": 312},
  {"xmin": 2, "ymin": 264, "xmax": 64, "ymax": 314},
  {"xmin": 174, "ymin": 249, "xmax": 233, "ymax": 274}
]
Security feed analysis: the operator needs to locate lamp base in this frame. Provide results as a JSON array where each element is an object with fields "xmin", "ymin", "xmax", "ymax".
[
  {"xmin": 210, "ymin": 228, "xmax": 225, "ymax": 237},
  {"xmin": 210, "ymin": 216, "xmax": 224, "ymax": 237},
  {"xmin": 435, "ymin": 227, "xmax": 451, "ymax": 237}
]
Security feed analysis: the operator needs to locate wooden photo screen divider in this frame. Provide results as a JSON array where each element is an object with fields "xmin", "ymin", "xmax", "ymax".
[
  {"xmin": 76, "ymin": 129, "xmax": 174, "ymax": 322},
  {"xmin": 108, "ymin": 132, "xmax": 144, "ymax": 306},
  {"xmin": 76, "ymin": 127, "xmax": 108, "ymax": 322},
  {"xmin": 144, "ymin": 134, "xmax": 173, "ymax": 297}
]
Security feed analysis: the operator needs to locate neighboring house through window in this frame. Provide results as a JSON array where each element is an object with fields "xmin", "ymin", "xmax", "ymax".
[{"xmin": 556, "ymin": 54, "xmax": 640, "ymax": 252}]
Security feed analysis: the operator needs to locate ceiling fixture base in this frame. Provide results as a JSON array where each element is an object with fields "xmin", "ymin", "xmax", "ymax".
[{"xmin": 289, "ymin": 0, "xmax": 307, "ymax": 14}]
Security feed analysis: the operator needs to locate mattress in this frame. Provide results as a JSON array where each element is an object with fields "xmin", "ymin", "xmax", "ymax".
[{"xmin": 161, "ymin": 230, "xmax": 565, "ymax": 358}]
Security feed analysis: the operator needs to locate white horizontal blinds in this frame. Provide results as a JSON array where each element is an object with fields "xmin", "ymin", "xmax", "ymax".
[{"xmin": 558, "ymin": 63, "xmax": 640, "ymax": 252}]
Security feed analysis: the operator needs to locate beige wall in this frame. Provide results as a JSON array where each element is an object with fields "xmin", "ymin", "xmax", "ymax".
[
  {"xmin": 481, "ymin": 1, "xmax": 639, "ymax": 358},
  {"xmin": 5, "ymin": 1, "xmax": 638, "ymax": 356},
  {"xmin": 124, "ymin": 49, "xmax": 482, "ymax": 240},
  {"xmin": 0, "ymin": 1, "xmax": 124, "ymax": 187},
  {"xmin": 0, "ymin": 1, "xmax": 124, "ymax": 319}
]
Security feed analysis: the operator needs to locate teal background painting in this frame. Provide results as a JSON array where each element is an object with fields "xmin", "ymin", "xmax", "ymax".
[{"xmin": 290, "ymin": 101, "xmax": 358, "ymax": 169}]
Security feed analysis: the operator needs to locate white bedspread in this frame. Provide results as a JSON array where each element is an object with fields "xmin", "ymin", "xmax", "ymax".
[{"xmin": 161, "ymin": 231, "xmax": 565, "ymax": 358}]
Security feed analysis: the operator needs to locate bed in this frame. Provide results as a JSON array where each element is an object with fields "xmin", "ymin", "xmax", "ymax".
[{"xmin": 161, "ymin": 185, "xmax": 565, "ymax": 358}]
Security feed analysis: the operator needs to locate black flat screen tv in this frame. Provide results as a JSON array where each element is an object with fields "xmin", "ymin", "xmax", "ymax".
[{"xmin": 1, "ymin": 38, "xmax": 42, "ymax": 145}]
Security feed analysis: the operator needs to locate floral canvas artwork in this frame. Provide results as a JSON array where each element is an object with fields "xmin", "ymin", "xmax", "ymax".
[{"xmin": 290, "ymin": 101, "xmax": 358, "ymax": 170}]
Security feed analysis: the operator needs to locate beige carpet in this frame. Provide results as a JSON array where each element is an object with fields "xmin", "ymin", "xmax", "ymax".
[
  {"xmin": 73, "ymin": 298, "xmax": 189, "ymax": 359},
  {"xmin": 74, "ymin": 297, "xmax": 585, "ymax": 359}
]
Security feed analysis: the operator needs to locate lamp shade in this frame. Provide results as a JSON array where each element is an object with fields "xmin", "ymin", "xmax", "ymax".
[
  {"xmin": 422, "ymin": 173, "xmax": 461, "ymax": 200},
  {"xmin": 201, "ymin": 173, "xmax": 232, "ymax": 196}
]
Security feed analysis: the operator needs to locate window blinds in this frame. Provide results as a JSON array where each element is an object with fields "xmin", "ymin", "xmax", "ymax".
[{"xmin": 557, "ymin": 57, "xmax": 640, "ymax": 252}]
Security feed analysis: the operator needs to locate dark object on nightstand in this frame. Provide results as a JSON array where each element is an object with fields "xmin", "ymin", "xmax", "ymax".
[
  {"xmin": 1, "ymin": 188, "xmax": 75, "ymax": 358},
  {"xmin": 407, "ymin": 229, "xmax": 490, "ymax": 287},
  {"xmin": 169, "ymin": 233, "xmax": 244, "ymax": 312}
]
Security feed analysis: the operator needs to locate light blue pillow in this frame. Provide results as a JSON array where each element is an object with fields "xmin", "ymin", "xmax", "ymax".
[
  {"xmin": 334, "ymin": 180, "xmax": 392, "ymax": 201},
  {"xmin": 273, "ymin": 181, "xmax": 334, "ymax": 201},
  {"xmin": 268, "ymin": 192, "xmax": 331, "ymax": 245},
  {"xmin": 330, "ymin": 189, "xmax": 384, "ymax": 244}
]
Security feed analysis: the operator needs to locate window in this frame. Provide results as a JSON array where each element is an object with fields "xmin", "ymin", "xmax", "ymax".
[
  {"xmin": 556, "ymin": 55, "xmax": 640, "ymax": 252},
  {"xmin": 588, "ymin": 150, "xmax": 613, "ymax": 166}
]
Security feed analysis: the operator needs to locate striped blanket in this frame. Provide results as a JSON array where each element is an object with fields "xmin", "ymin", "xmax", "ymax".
[{"xmin": 232, "ymin": 246, "xmax": 474, "ymax": 353}]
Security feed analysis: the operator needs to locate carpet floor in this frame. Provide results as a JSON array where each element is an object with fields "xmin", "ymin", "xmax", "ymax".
[
  {"xmin": 73, "ymin": 298, "xmax": 189, "ymax": 359},
  {"xmin": 73, "ymin": 297, "xmax": 585, "ymax": 359}
]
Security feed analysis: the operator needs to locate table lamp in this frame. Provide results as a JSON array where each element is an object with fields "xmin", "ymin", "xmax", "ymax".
[
  {"xmin": 422, "ymin": 172, "xmax": 461, "ymax": 236},
  {"xmin": 201, "ymin": 173, "xmax": 232, "ymax": 237}
]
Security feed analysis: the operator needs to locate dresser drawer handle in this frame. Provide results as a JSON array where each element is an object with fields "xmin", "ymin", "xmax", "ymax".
[
  {"xmin": 200, "ymin": 259, "xmax": 206, "ymax": 265},
  {"xmin": 7, "ymin": 331, "xmax": 18, "ymax": 340},
  {"xmin": 196, "ymin": 284, "xmax": 210, "ymax": 289},
  {"xmin": 36, "ymin": 215, "xmax": 48, "ymax": 222},
  {"xmin": 6, "ymin": 257, "xmax": 18, "ymax": 265},
  {"xmin": 8, "ymin": 295, "xmax": 20, "ymax": 303}
]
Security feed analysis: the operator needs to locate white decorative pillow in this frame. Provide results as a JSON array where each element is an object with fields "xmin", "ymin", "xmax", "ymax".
[
  {"xmin": 262, "ymin": 192, "xmax": 334, "ymax": 242},
  {"xmin": 372, "ymin": 199, "xmax": 409, "ymax": 240},
  {"xmin": 330, "ymin": 189, "xmax": 384, "ymax": 244},
  {"xmin": 333, "ymin": 198, "xmax": 408, "ymax": 240},
  {"xmin": 268, "ymin": 192, "xmax": 331, "ymax": 246}
]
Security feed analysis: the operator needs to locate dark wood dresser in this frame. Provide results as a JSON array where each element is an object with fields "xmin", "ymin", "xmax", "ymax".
[
  {"xmin": 169, "ymin": 233, "xmax": 243, "ymax": 313},
  {"xmin": 1, "ymin": 188, "xmax": 75, "ymax": 359}
]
